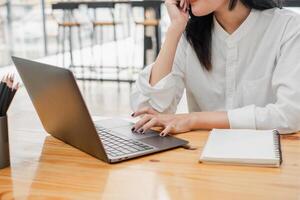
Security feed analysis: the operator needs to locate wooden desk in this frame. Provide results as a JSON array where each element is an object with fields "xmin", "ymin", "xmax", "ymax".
[{"xmin": 0, "ymin": 83, "xmax": 300, "ymax": 199}]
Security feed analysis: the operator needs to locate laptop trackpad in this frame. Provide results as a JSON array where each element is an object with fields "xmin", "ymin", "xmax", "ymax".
[{"xmin": 111, "ymin": 126, "xmax": 159, "ymax": 139}]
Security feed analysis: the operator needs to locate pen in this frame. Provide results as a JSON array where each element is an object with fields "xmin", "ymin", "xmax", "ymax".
[{"xmin": 0, "ymin": 74, "xmax": 19, "ymax": 116}]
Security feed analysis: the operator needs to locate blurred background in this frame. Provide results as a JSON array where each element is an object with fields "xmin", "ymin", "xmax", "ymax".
[
  {"xmin": 0, "ymin": 0, "xmax": 299, "ymax": 73},
  {"xmin": 0, "ymin": 1, "xmax": 298, "ymax": 66},
  {"xmin": 1, "ymin": 0, "xmax": 300, "ymax": 117}
]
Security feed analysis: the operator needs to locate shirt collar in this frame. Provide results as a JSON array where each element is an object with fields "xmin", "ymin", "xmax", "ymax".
[{"xmin": 213, "ymin": 9, "xmax": 259, "ymax": 44}]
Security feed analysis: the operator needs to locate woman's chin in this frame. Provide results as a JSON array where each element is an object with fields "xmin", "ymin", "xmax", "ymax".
[{"xmin": 191, "ymin": 8, "xmax": 213, "ymax": 17}]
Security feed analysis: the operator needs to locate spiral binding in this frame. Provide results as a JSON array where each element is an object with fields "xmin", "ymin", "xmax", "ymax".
[{"xmin": 273, "ymin": 130, "xmax": 282, "ymax": 165}]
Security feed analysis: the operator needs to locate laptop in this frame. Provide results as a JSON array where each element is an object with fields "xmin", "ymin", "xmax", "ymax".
[{"xmin": 12, "ymin": 57, "xmax": 188, "ymax": 163}]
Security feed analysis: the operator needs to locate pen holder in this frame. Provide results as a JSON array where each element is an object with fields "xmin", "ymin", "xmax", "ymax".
[{"xmin": 0, "ymin": 116, "xmax": 10, "ymax": 169}]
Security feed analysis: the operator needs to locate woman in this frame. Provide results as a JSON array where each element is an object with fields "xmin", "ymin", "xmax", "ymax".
[{"xmin": 130, "ymin": 0, "xmax": 300, "ymax": 136}]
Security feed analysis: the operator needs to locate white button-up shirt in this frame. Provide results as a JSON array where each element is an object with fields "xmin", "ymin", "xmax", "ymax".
[{"xmin": 131, "ymin": 8, "xmax": 300, "ymax": 134}]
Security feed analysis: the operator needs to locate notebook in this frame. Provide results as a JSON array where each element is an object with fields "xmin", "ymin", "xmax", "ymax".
[{"xmin": 199, "ymin": 129, "xmax": 282, "ymax": 167}]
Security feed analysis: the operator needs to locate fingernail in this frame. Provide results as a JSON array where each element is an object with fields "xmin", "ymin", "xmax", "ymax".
[
  {"xmin": 160, "ymin": 132, "xmax": 164, "ymax": 137},
  {"xmin": 139, "ymin": 129, "xmax": 144, "ymax": 133},
  {"xmin": 131, "ymin": 127, "xmax": 135, "ymax": 132},
  {"xmin": 131, "ymin": 112, "xmax": 135, "ymax": 117}
]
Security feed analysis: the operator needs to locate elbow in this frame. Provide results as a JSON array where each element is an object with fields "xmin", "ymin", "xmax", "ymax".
[
  {"xmin": 261, "ymin": 105, "xmax": 300, "ymax": 134},
  {"xmin": 277, "ymin": 120, "xmax": 300, "ymax": 134},
  {"xmin": 277, "ymin": 108, "xmax": 300, "ymax": 134}
]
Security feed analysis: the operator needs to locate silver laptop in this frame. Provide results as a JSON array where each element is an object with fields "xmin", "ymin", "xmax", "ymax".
[{"xmin": 12, "ymin": 57, "xmax": 188, "ymax": 163}]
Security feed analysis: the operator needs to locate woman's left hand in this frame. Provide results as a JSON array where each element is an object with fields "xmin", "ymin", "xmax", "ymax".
[{"xmin": 131, "ymin": 107, "xmax": 194, "ymax": 136}]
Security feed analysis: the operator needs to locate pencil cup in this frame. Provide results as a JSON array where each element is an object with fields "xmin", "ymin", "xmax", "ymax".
[{"xmin": 0, "ymin": 116, "xmax": 10, "ymax": 169}]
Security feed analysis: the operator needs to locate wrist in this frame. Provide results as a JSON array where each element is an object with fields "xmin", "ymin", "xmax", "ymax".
[
  {"xmin": 188, "ymin": 112, "xmax": 201, "ymax": 130},
  {"xmin": 168, "ymin": 23, "xmax": 186, "ymax": 35}
]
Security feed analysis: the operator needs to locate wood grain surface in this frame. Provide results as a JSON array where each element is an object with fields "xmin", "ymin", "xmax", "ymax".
[{"xmin": 0, "ymin": 82, "xmax": 299, "ymax": 200}]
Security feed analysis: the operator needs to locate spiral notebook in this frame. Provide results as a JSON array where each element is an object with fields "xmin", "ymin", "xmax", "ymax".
[{"xmin": 199, "ymin": 129, "xmax": 282, "ymax": 167}]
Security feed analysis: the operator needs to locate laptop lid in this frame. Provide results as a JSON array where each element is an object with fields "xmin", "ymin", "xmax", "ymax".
[{"xmin": 12, "ymin": 56, "xmax": 108, "ymax": 162}]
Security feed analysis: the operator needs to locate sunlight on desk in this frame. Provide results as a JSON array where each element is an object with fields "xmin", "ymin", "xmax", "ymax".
[{"xmin": 0, "ymin": 83, "xmax": 300, "ymax": 200}]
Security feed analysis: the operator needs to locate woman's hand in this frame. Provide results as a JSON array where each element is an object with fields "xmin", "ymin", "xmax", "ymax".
[
  {"xmin": 165, "ymin": 0, "xmax": 189, "ymax": 32},
  {"xmin": 131, "ymin": 107, "xmax": 193, "ymax": 136}
]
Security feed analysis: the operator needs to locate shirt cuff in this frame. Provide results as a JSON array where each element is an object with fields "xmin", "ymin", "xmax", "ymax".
[{"xmin": 227, "ymin": 105, "xmax": 256, "ymax": 129}]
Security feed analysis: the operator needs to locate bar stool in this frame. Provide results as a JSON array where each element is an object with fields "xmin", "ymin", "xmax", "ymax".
[
  {"xmin": 134, "ymin": 18, "xmax": 160, "ymax": 60},
  {"xmin": 88, "ymin": 2, "xmax": 121, "ymax": 82},
  {"xmin": 131, "ymin": 2, "xmax": 161, "ymax": 67},
  {"xmin": 52, "ymin": 4, "xmax": 83, "ymax": 73}
]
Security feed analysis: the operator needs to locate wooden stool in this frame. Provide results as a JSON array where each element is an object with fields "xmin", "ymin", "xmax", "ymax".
[
  {"xmin": 52, "ymin": 4, "xmax": 83, "ymax": 73},
  {"xmin": 56, "ymin": 21, "xmax": 83, "ymax": 72},
  {"xmin": 132, "ymin": 17, "xmax": 160, "ymax": 67},
  {"xmin": 134, "ymin": 18, "xmax": 160, "ymax": 54},
  {"xmin": 88, "ymin": 3, "xmax": 121, "ymax": 83},
  {"xmin": 131, "ymin": 4, "xmax": 161, "ymax": 67}
]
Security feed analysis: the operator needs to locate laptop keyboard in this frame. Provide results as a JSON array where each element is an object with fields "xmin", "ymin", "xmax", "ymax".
[{"xmin": 96, "ymin": 127, "xmax": 154, "ymax": 158}]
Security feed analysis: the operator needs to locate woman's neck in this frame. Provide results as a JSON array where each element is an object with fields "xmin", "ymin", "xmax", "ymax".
[{"xmin": 214, "ymin": 1, "xmax": 251, "ymax": 34}]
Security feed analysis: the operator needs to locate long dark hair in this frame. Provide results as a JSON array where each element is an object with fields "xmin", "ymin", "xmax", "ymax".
[{"xmin": 185, "ymin": 0, "xmax": 283, "ymax": 71}]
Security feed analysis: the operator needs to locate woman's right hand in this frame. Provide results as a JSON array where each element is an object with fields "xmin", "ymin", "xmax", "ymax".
[{"xmin": 165, "ymin": 0, "xmax": 189, "ymax": 32}]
